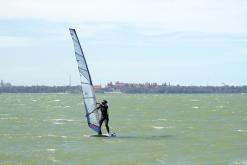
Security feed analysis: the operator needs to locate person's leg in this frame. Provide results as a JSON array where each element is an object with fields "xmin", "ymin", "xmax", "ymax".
[
  {"xmin": 98, "ymin": 118, "xmax": 104, "ymax": 135},
  {"xmin": 105, "ymin": 117, "xmax": 110, "ymax": 134}
]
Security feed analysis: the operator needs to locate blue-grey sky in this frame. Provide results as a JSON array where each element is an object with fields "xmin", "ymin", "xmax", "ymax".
[{"xmin": 0, "ymin": 0, "xmax": 246, "ymax": 86}]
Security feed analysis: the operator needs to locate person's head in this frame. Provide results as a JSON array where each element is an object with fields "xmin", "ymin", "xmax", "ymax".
[{"xmin": 102, "ymin": 100, "xmax": 107, "ymax": 105}]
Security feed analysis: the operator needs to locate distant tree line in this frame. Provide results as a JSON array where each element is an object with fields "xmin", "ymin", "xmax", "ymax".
[
  {"xmin": 119, "ymin": 85, "xmax": 247, "ymax": 94},
  {"xmin": 0, "ymin": 86, "xmax": 81, "ymax": 93},
  {"xmin": 0, "ymin": 85, "xmax": 247, "ymax": 94}
]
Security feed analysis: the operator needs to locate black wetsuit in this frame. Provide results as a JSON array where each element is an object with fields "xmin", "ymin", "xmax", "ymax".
[{"xmin": 97, "ymin": 103, "xmax": 109, "ymax": 135}]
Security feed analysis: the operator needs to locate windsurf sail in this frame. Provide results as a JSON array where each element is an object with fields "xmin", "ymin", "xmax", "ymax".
[{"xmin": 69, "ymin": 28, "xmax": 100, "ymax": 133}]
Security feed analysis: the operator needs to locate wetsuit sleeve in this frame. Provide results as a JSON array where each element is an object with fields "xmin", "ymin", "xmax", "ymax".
[{"xmin": 96, "ymin": 104, "xmax": 102, "ymax": 109}]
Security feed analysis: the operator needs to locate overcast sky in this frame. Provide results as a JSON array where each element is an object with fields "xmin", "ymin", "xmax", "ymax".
[{"xmin": 0, "ymin": 0, "xmax": 246, "ymax": 86}]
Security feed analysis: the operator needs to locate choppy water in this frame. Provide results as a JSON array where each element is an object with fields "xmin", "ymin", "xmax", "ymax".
[{"xmin": 0, "ymin": 93, "xmax": 246, "ymax": 165}]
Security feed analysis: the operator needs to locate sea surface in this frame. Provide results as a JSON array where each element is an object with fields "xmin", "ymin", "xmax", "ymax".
[{"xmin": 0, "ymin": 93, "xmax": 246, "ymax": 165}]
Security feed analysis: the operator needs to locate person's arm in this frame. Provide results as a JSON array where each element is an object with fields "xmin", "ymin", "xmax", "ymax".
[
  {"xmin": 86, "ymin": 104, "xmax": 101, "ymax": 116},
  {"xmin": 96, "ymin": 103, "xmax": 100, "ymax": 108},
  {"xmin": 86, "ymin": 109, "xmax": 97, "ymax": 116}
]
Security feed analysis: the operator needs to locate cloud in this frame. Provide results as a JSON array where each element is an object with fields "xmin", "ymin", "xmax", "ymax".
[
  {"xmin": 71, "ymin": 23, "xmax": 117, "ymax": 38},
  {"xmin": 0, "ymin": 36, "xmax": 33, "ymax": 47},
  {"xmin": 1, "ymin": 0, "xmax": 247, "ymax": 34}
]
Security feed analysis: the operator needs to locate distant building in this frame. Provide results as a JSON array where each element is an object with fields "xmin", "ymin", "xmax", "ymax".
[
  {"xmin": 93, "ymin": 84, "xmax": 102, "ymax": 89},
  {"xmin": 115, "ymin": 81, "xmax": 127, "ymax": 88},
  {"xmin": 106, "ymin": 82, "xmax": 114, "ymax": 88}
]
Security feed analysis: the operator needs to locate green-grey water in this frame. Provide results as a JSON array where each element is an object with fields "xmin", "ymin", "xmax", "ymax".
[{"xmin": 0, "ymin": 93, "xmax": 246, "ymax": 165}]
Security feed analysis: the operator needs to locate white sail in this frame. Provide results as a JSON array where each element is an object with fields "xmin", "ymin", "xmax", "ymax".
[{"xmin": 69, "ymin": 28, "xmax": 100, "ymax": 133}]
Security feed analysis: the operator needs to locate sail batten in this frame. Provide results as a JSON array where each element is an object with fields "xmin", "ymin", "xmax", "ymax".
[{"xmin": 69, "ymin": 28, "xmax": 100, "ymax": 133}]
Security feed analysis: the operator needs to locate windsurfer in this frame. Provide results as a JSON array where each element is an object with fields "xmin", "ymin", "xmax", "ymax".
[
  {"xmin": 87, "ymin": 100, "xmax": 110, "ymax": 135},
  {"xmin": 97, "ymin": 100, "xmax": 110, "ymax": 135}
]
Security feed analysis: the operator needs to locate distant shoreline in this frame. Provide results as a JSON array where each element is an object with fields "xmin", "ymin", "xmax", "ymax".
[{"xmin": 1, "ymin": 85, "xmax": 247, "ymax": 94}]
